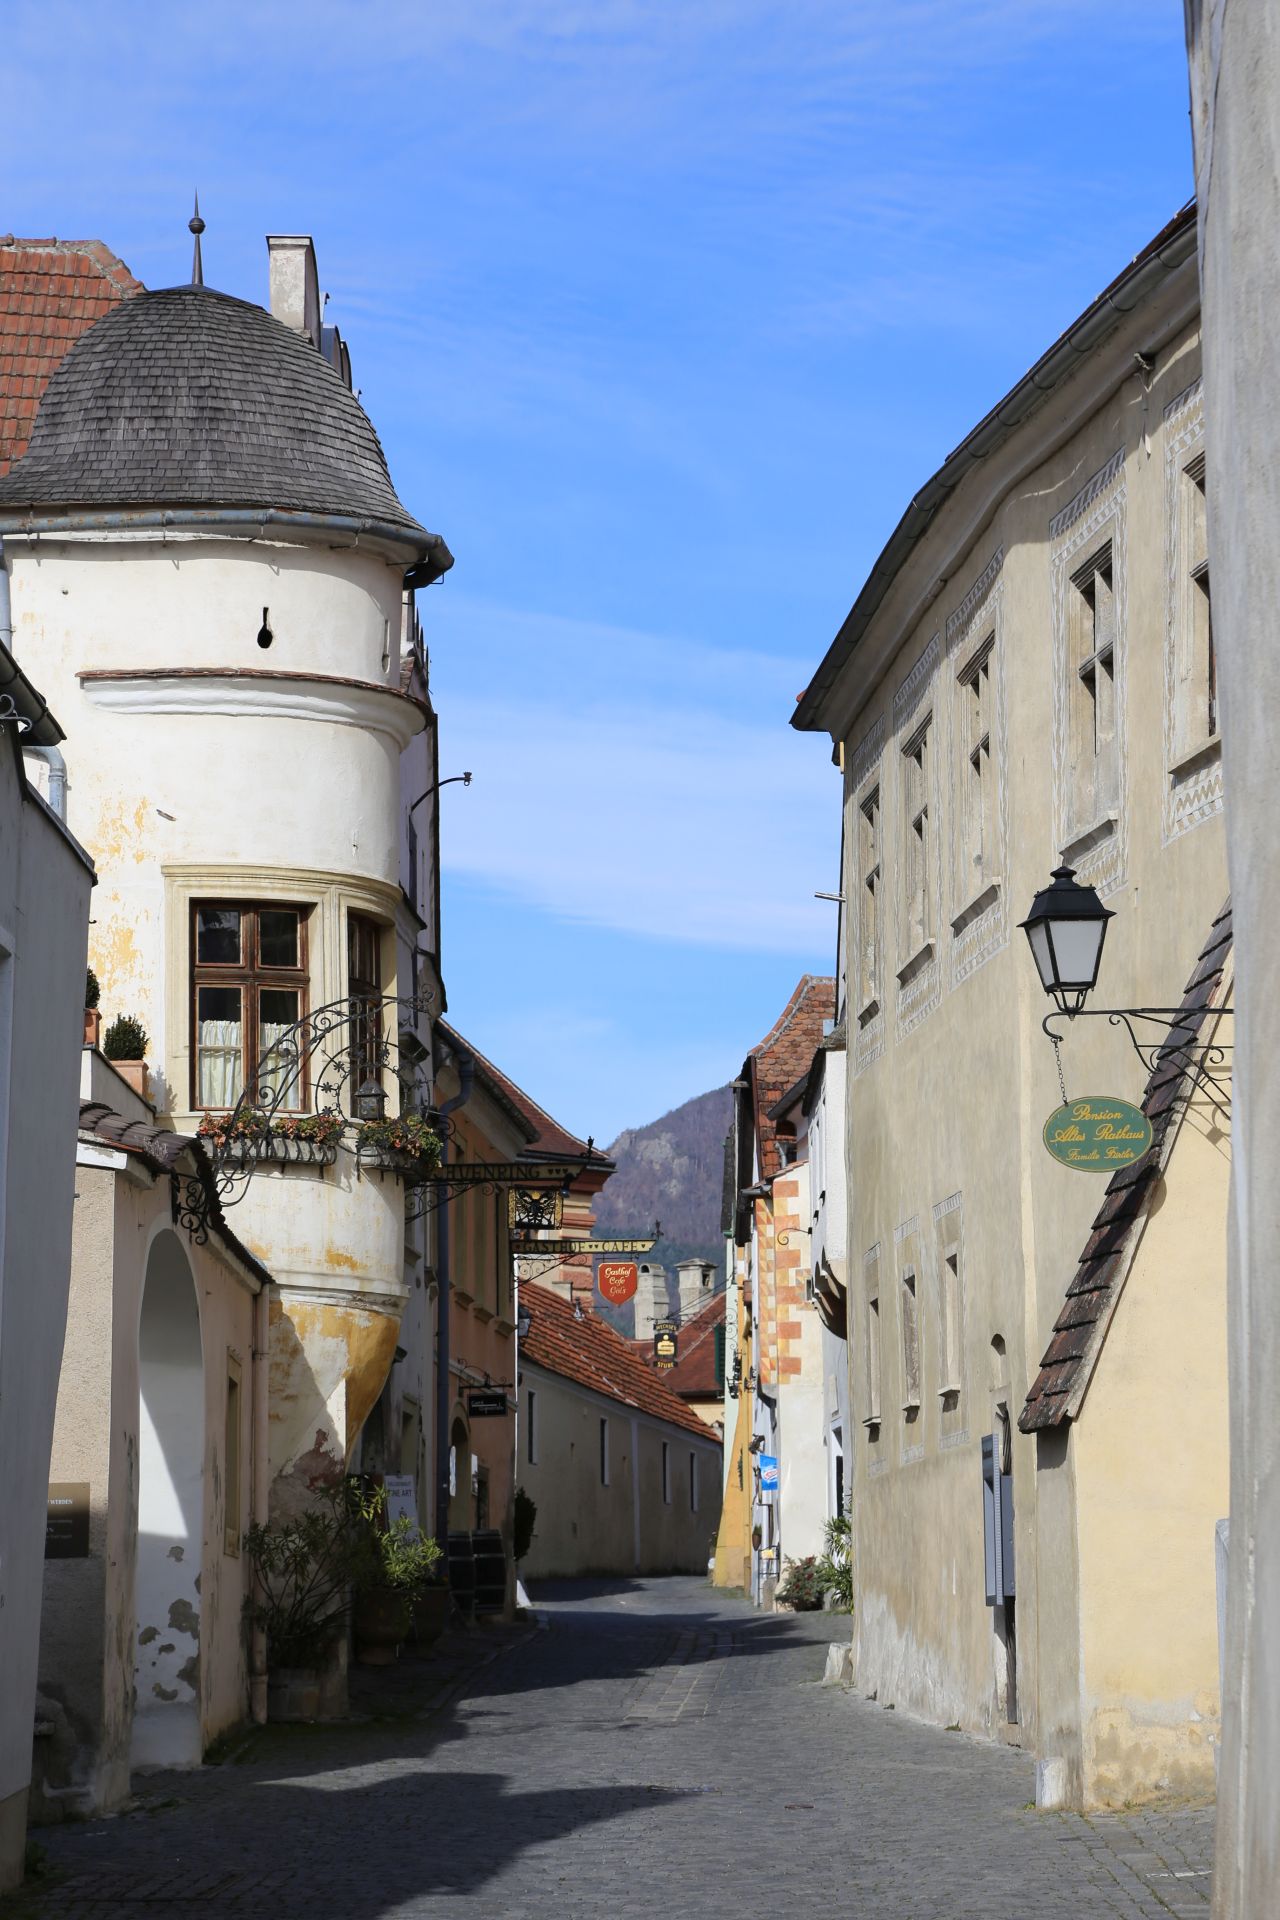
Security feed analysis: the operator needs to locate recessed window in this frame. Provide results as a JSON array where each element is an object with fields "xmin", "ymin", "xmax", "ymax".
[
  {"xmin": 901, "ymin": 721, "xmax": 932, "ymax": 959},
  {"xmin": 1069, "ymin": 546, "xmax": 1118, "ymax": 828},
  {"xmin": 1187, "ymin": 457, "xmax": 1216, "ymax": 744},
  {"xmin": 347, "ymin": 912, "xmax": 384, "ymax": 1094},
  {"xmin": 958, "ymin": 639, "xmax": 996, "ymax": 896},
  {"xmin": 690, "ymin": 1451, "xmax": 698, "ymax": 1512},
  {"xmin": 192, "ymin": 903, "xmax": 309, "ymax": 1110},
  {"xmin": 901, "ymin": 1269, "xmax": 920, "ymax": 1410},
  {"xmin": 599, "ymin": 1417, "xmax": 610, "ymax": 1487},
  {"xmin": 940, "ymin": 1250, "xmax": 964, "ymax": 1397},
  {"xmin": 866, "ymin": 1291, "xmax": 882, "ymax": 1428},
  {"xmin": 859, "ymin": 785, "xmax": 881, "ymax": 1019},
  {"xmin": 662, "ymin": 1440, "xmax": 671, "ymax": 1505},
  {"xmin": 527, "ymin": 1388, "xmax": 538, "ymax": 1466}
]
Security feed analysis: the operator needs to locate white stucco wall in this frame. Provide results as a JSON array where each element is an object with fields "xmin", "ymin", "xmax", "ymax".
[{"xmin": 0, "ymin": 738, "xmax": 93, "ymax": 1887}]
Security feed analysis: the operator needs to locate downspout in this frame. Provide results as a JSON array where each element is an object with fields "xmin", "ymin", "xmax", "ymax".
[
  {"xmin": 434, "ymin": 1047, "xmax": 474, "ymax": 1544},
  {"xmin": 0, "ymin": 536, "xmax": 68, "ymax": 819},
  {"xmin": 249, "ymin": 1282, "xmax": 271, "ymax": 1724}
]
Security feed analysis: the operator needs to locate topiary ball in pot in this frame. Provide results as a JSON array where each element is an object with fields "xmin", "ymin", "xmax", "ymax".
[{"xmin": 103, "ymin": 1014, "xmax": 149, "ymax": 1061}]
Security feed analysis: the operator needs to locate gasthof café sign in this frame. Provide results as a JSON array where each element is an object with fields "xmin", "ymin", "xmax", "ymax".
[{"xmin": 1042, "ymin": 1096, "xmax": 1154, "ymax": 1172}]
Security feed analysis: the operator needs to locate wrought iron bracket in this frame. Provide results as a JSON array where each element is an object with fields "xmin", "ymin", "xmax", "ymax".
[{"xmin": 1042, "ymin": 1003, "xmax": 1233, "ymax": 1120}]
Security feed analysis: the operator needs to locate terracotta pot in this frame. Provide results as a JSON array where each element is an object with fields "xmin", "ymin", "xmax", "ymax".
[
  {"xmin": 113, "ymin": 1060, "xmax": 148, "ymax": 1099},
  {"xmin": 410, "ymin": 1584, "xmax": 452, "ymax": 1647},
  {"xmin": 353, "ymin": 1586, "xmax": 412, "ymax": 1665},
  {"xmin": 83, "ymin": 1009, "xmax": 101, "ymax": 1047}
]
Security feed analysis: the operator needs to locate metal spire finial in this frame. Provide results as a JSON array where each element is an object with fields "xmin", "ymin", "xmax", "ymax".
[{"xmin": 189, "ymin": 192, "xmax": 205, "ymax": 287}]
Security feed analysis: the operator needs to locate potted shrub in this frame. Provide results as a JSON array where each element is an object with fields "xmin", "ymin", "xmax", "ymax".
[
  {"xmin": 84, "ymin": 968, "xmax": 101, "ymax": 1048},
  {"xmin": 353, "ymin": 1493, "xmax": 443, "ymax": 1664},
  {"xmin": 102, "ymin": 1013, "xmax": 149, "ymax": 1099},
  {"xmin": 244, "ymin": 1480, "xmax": 376, "ymax": 1721},
  {"xmin": 776, "ymin": 1555, "xmax": 823, "ymax": 1612},
  {"xmin": 355, "ymin": 1111, "xmax": 442, "ymax": 1176}
]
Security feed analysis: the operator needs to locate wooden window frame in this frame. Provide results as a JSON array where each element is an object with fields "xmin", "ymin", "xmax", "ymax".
[
  {"xmin": 347, "ymin": 910, "xmax": 385, "ymax": 1095},
  {"xmin": 190, "ymin": 902, "xmax": 311, "ymax": 1112}
]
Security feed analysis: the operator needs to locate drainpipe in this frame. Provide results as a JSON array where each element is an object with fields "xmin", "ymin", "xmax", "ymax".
[
  {"xmin": 0, "ymin": 536, "xmax": 69, "ymax": 819},
  {"xmin": 249, "ymin": 1283, "xmax": 271, "ymax": 1723},
  {"xmin": 434, "ymin": 1045, "xmax": 474, "ymax": 1545}
]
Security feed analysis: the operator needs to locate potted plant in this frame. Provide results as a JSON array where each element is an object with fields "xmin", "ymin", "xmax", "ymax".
[
  {"xmin": 244, "ymin": 1480, "xmax": 376, "ymax": 1721},
  {"xmin": 353, "ymin": 1491, "xmax": 444, "ymax": 1664},
  {"xmin": 355, "ymin": 1111, "xmax": 442, "ymax": 1175},
  {"xmin": 84, "ymin": 969, "xmax": 101, "ymax": 1048},
  {"xmin": 102, "ymin": 1013, "xmax": 149, "ymax": 1099}
]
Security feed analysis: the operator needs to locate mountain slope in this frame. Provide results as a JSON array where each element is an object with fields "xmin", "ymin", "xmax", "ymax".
[{"xmin": 595, "ymin": 1084, "xmax": 733, "ymax": 1275}]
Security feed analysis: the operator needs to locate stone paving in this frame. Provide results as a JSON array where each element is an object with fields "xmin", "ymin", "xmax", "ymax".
[{"xmin": 7, "ymin": 1578, "xmax": 1215, "ymax": 1918}]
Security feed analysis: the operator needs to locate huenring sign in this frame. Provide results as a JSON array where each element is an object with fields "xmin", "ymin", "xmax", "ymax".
[
  {"xmin": 598, "ymin": 1261, "xmax": 638, "ymax": 1306},
  {"xmin": 1042, "ymin": 1096, "xmax": 1153, "ymax": 1172}
]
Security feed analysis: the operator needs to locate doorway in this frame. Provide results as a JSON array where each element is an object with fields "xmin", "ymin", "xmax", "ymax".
[{"xmin": 131, "ymin": 1231, "xmax": 204, "ymax": 1770}]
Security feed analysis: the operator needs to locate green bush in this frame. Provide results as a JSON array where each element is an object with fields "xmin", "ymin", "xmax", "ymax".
[
  {"xmin": 103, "ymin": 1013, "xmax": 148, "ymax": 1061},
  {"xmin": 244, "ymin": 1479, "xmax": 378, "ymax": 1669},
  {"xmin": 85, "ymin": 967, "xmax": 100, "ymax": 1010},
  {"xmin": 777, "ymin": 1555, "xmax": 824, "ymax": 1610},
  {"xmin": 816, "ymin": 1513, "xmax": 853, "ymax": 1612}
]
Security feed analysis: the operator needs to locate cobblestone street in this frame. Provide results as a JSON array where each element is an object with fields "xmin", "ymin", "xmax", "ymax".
[{"xmin": 9, "ymin": 1579, "xmax": 1215, "ymax": 1920}]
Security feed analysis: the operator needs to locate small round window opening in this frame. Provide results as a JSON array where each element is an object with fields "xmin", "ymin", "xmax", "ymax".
[{"xmin": 256, "ymin": 608, "xmax": 273, "ymax": 650}]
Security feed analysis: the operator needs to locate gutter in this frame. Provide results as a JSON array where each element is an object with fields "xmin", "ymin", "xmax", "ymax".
[
  {"xmin": 792, "ymin": 202, "xmax": 1198, "ymax": 735},
  {"xmin": 0, "ymin": 504, "xmax": 454, "ymax": 583}
]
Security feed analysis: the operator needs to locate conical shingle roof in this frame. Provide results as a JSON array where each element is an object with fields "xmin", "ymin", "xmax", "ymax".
[{"xmin": 0, "ymin": 283, "xmax": 443, "ymax": 559}]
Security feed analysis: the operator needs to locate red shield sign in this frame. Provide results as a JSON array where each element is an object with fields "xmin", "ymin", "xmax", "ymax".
[{"xmin": 598, "ymin": 1261, "xmax": 638, "ymax": 1306}]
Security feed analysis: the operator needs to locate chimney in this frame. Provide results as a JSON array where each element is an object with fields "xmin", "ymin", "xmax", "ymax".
[
  {"xmin": 266, "ymin": 236, "xmax": 322, "ymax": 348},
  {"xmin": 676, "ymin": 1258, "xmax": 716, "ymax": 1322},
  {"xmin": 633, "ymin": 1262, "xmax": 670, "ymax": 1345}
]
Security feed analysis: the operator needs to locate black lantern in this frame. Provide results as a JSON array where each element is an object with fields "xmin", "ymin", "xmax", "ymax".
[
  {"xmin": 1019, "ymin": 865, "xmax": 1114, "ymax": 1016},
  {"xmin": 354, "ymin": 1075, "xmax": 387, "ymax": 1123}
]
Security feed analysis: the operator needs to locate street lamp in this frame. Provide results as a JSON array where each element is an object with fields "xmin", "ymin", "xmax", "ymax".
[
  {"xmin": 1019, "ymin": 865, "xmax": 1114, "ymax": 1017},
  {"xmin": 354, "ymin": 1075, "xmax": 387, "ymax": 1123}
]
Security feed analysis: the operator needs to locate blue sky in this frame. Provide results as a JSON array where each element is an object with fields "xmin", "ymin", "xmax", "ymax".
[{"xmin": 7, "ymin": 2, "xmax": 1193, "ymax": 1143}]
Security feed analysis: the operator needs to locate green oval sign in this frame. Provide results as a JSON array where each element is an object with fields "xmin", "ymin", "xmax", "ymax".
[{"xmin": 1043, "ymin": 1095, "xmax": 1153, "ymax": 1173}]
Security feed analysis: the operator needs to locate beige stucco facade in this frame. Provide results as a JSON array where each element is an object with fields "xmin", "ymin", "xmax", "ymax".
[
  {"xmin": 795, "ymin": 216, "xmax": 1230, "ymax": 1807},
  {"xmin": 520, "ymin": 1361, "xmax": 722, "ymax": 1581},
  {"xmin": 34, "ymin": 1091, "xmax": 265, "ymax": 1816}
]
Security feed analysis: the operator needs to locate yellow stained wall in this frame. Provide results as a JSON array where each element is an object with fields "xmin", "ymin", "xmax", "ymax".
[
  {"xmin": 1071, "ymin": 1085, "xmax": 1230, "ymax": 1806},
  {"xmin": 713, "ymin": 1256, "xmax": 753, "ymax": 1590}
]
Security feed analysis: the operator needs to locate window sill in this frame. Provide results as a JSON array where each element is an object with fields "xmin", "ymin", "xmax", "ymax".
[
  {"xmin": 950, "ymin": 881, "xmax": 1000, "ymax": 936},
  {"xmin": 902, "ymin": 1400, "xmax": 921, "ymax": 1418},
  {"xmin": 862, "ymin": 1415, "xmax": 882, "ymax": 1434},
  {"xmin": 896, "ymin": 941, "xmax": 935, "ymax": 987},
  {"xmin": 1169, "ymin": 735, "xmax": 1222, "ymax": 782},
  {"xmin": 1060, "ymin": 814, "xmax": 1117, "ymax": 867},
  {"xmin": 938, "ymin": 1384, "xmax": 961, "ymax": 1401},
  {"xmin": 856, "ymin": 996, "xmax": 881, "ymax": 1030}
]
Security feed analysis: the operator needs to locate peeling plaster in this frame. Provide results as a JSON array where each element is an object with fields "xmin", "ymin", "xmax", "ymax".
[
  {"xmin": 137, "ymin": 1626, "xmax": 158, "ymax": 1647},
  {"xmin": 168, "ymin": 1598, "xmax": 199, "ymax": 1639}
]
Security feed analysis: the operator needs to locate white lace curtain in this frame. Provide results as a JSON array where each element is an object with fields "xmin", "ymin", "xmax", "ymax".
[
  {"xmin": 257, "ymin": 1021, "xmax": 296, "ymax": 1107},
  {"xmin": 198, "ymin": 1020, "xmax": 241, "ymax": 1109}
]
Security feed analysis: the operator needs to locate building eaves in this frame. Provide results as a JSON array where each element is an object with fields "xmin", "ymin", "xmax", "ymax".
[
  {"xmin": 0, "ymin": 636, "xmax": 64, "ymax": 746},
  {"xmin": 78, "ymin": 1099, "xmax": 273, "ymax": 1291},
  {"xmin": 438, "ymin": 1019, "xmax": 615, "ymax": 1174},
  {"xmin": 522, "ymin": 1282, "xmax": 717, "ymax": 1441},
  {"xmin": 1019, "ymin": 897, "xmax": 1232, "ymax": 1434},
  {"xmin": 792, "ymin": 201, "xmax": 1198, "ymax": 736}
]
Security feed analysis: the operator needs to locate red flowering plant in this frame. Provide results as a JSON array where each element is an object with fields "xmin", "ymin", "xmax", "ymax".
[
  {"xmin": 197, "ymin": 1110, "xmax": 344, "ymax": 1151},
  {"xmin": 354, "ymin": 1111, "xmax": 442, "ymax": 1167}
]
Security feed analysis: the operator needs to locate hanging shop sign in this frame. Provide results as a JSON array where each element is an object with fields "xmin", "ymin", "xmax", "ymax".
[
  {"xmin": 508, "ymin": 1187, "xmax": 564, "ymax": 1232},
  {"xmin": 46, "ymin": 1483, "xmax": 90, "ymax": 1559},
  {"xmin": 598, "ymin": 1261, "xmax": 639, "ymax": 1306},
  {"xmin": 512, "ymin": 1236, "xmax": 658, "ymax": 1256},
  {"xmin": 467, "ymin": 1388, "xmax": 511, "ymax": 1418},
  {"xmin": 1042, "ymin": 1096, "xmax": 1153, "ymax": 1172},
  {"xmin": 435, "ymin": 1162, "xmax": 568, "ymax": 1189},
  {"xmin": 654, "ymin": 1319, "xmax": 678, "ymax": 1369}
]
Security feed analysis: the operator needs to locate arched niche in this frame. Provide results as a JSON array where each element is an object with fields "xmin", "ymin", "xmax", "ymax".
[{"xmin": 131, "ymin": 1229, "xmax": 204, "ymax": 1770}]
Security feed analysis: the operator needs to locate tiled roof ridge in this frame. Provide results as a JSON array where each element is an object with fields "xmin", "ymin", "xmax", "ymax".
[
  {"xmin": 437, "ymin": 1020, "xmax": 614, "ymax": 1169},
  {"xmin": 751, "ymin": 973, "xmax": 837, "ymax": 1061},
  {"xmin": 522, "ymin": 1282, "xmax": 717, "ymax": 1440},
  {"xmin": 1020, "ymin": 898, "xmax": 1232, "ymax": 1434},
  {"xmin": 0, "ymin": 235, "xmax": 143, "ymax": 296},
  {"xmin": 78, "ymin": 1098, "xmax": 273, "ymax": 1290}
]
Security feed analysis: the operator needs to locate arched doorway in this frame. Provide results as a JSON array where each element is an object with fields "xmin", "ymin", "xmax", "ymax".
[
  {"xmin": 131, "ymin": 1230, "xmax": 204, "ymax": 1770},
  {"xmin": 448, "ymin": 1413, "xmax": 472, "ymax": 1531}
]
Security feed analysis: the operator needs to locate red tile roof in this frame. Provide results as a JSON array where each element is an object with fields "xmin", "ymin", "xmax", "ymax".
[
  {"xmin": 522, "ymin": 1283, "xmax": 718, "ymax": 1442},
  {"xmin": 749, "ymin": 974, "xmax": 836, "ymax": 1178},
  {"xmin": 630, "ymin": 1287, "xmax": 726, "ymax": 1400},
  {"xmin": 1020, "ymin": 900, "xmax": 1232, "ymax": 1433},
  {"xmin": 0, "ymin": 237, "xmax": 142, "ymax": 475}
]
